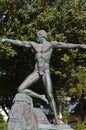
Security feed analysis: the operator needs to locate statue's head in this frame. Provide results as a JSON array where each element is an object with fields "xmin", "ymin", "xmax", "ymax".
[{"xmin": 36, "ymin": 30, "xmax": 48, "ymax": 43}]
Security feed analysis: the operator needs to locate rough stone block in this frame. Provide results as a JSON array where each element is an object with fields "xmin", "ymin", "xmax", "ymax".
[
  {"xmin": 7, "ymin": 93, "xmax": 37, "ymax": 130},
  {"xmin": 7, "ymin": 93, "xmax": 74, "ymax": 130}
]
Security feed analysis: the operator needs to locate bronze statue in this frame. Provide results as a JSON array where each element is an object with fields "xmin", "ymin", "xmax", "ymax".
[{"xmin": 0, "ymin": 30, "xmax": 86, "ymax": 124}]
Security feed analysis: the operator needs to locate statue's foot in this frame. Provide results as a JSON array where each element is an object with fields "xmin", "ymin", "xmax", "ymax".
[
  {"xmin": 55, "ymin": 119, "xmax": 65, "ymax": 125},
  {"xmin": 41, "ymin": 95, "xmax": 49, "ymax": 104},
  {"xmin": 52, "ymin": 120, "xmax": 61, "ymax": 125}
]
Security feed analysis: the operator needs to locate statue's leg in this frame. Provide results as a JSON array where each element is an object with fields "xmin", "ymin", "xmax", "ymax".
[
  {"xmin": 18, "ymin": 71, "xmax": 48, "ymax": 103},
  {"xmin": 18, "ymin": 71, "xmax": 39, "ymax": 91},
  {"xmin": 42, "ymin": 70, "xmax": 60, "ymax": 124}
]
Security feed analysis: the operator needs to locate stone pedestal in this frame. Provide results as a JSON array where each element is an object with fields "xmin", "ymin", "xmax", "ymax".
[
  {"xmin": 7, "ymin": 93, "xmax": 38, "ymax": 130},
  {"xmin": 7, "ymin": 93, "xmax": 74, "ymax": 130},
  {"xmin": 33, "ymin": 108, "xmax": 73, "ymax": 130},
  {"xmin": 37, "ymin": 124, "xmax": 73, "ymax": 130}
]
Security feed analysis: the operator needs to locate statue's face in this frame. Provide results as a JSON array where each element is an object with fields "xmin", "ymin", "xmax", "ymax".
[
  {"xmin": 36, "ymin": 33, "xmax": 43, "ymax": 43},
  {"xmin": 36, "ymin": 30, "xmax": 48, "ymax": 44}
]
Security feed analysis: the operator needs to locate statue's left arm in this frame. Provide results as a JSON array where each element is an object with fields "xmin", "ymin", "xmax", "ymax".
[{"xmin": 52, "ymin": 41, "xmax": 86, "ymax": 49}]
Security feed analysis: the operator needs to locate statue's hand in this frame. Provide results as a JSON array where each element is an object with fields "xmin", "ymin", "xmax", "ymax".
[
  {"xmin": 81, "ymin": 44, "xmax": 86, "ymax": 49},
  {"xmin": 0, "ymin": 39, "xmax": 6, "ymax": 44}
]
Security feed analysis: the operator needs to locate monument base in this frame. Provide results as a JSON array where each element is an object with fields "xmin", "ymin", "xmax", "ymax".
[
  {"xmin": 33, "ymin": 108, "xmax": 73, "ymax": 130},
  {"xmin": 7, "ymin": 93, "xmax": 37, "ymax": 130},
  {"xmin": 37, "ymin": 124, "xmax": 73, "ymax": 130},
  {"xmin": 7, "ymin": 93, "xmax": 74, "ymax": 130}
]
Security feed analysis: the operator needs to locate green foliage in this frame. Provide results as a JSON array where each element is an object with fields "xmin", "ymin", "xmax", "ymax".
[
  {"xmin": 76, "ymin": 123, "xmax": 86, "ymax": 130},
  {"xmin": 62, "ymin": 111, "xmax": 70, "ymax": 124},
  {"xmin": 0, "ymin": 114, "xmax": 7, "ymax": 130},
  {"xmin": 0, "ymin": 44, "xmax": 16, "ymax": 76},
  {"xmin": 68, "ymin": 66, "xmax": 86, "ymax": 99}
]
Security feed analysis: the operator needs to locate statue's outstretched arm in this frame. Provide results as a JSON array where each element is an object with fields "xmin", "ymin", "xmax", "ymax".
[
  {"xmin": 52, "ymin": 41, "xmax": 86, "ymax": 49},
  {"xmin": 0, "ymin": 38, "xmax": 35, "ymax": 47}
]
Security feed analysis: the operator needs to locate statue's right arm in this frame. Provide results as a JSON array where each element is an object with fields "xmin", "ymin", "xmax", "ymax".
[{"xmin": 0, "ymin": 38, "xmax": 35, "ymax": 48}]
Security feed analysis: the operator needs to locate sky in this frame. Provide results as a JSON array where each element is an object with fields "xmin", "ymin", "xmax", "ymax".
[{"xmin": 0, "ymin": 107, "xmax": 8, "ymax": 121}]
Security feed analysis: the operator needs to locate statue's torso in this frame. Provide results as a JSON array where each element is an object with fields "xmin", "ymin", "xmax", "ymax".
[{"xmin": 31, "ymin": 42, "xmax": 53, "ymax": 72}]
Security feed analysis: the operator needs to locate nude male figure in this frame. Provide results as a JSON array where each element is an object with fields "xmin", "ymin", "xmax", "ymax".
[{"xmin": 0, "ymin": 30, "xmax": 86, "ymax": 124}]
